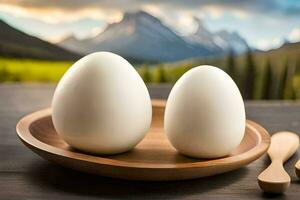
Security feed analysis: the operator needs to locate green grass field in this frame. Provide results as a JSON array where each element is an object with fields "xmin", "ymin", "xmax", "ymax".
[
  {"xmin": 0, "ymin": 56, "xmax": 300, "ymax": 99},
  {"xmin": 0, "ymin": 57, "xmax": 195, "ymax": 83},
  {"xmin": 0, "ymin": 58, "xmax": 72, "ymax": 82}
]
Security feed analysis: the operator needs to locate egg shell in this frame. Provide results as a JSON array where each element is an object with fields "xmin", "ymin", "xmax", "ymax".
[
  {"xmin": 52, "ymin": 52, "xmax": 152, "ymax": 154},
  {"xmin": 164, "ymin": 65, "xmax": 245, "ymax": 158}
]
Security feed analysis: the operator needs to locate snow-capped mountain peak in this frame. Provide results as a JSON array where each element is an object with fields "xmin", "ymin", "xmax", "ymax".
[
  {"xmin": 58, "ymin": 11, "xmax": 248, "ymax": 62},
  {"xmin": 214, "ymin": 30, "xmax": 248, "ymax": 53},
  {"xmin": 186, "ymin": 17, "xmax": 248, "ymax": 54},
  {"xmin": 185, "ymin": 17, "xmax": 221, "ymax": 51},
  {"xmin": 193, "ymin": 17, "xmax": 211, "ymax": 35},
  {"xmin": 123, "ymin": 10, "xmax": 161, "ymax": 24}
]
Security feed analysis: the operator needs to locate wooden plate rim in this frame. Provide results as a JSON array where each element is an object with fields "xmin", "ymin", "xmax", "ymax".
[{"xmin": 16, "ymin": 99, "xmax": 270, "ymax": 169}]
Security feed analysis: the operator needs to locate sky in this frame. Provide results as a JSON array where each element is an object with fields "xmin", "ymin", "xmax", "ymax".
[{"xmin": 0, "ymin": 0, "xmax": 300, "ymax": 50}]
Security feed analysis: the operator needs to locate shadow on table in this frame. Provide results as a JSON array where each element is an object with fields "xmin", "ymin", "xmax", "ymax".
[{"xmin": 27, "ymin": 160, "xmax": 249, "ymax": 198}]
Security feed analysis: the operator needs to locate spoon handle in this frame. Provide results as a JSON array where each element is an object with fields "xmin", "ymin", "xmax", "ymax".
[
  {"xmin": 267, "ymin": 132, "xmax": 299, "ymax": 162},
  {"xmin": 295, "ymin": 159, "xmax": 300, "ymax": 179},
  {"xmin": 258, "ymin": 131, "xmax": 299, "ymax": 193}
]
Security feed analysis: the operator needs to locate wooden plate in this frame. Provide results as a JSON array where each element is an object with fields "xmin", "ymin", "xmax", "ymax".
[{"xmin": 16, "ymin": 100, "xmax": 270, "ymax": 181}]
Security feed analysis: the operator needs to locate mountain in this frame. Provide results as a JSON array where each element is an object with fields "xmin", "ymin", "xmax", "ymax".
[
  {"xmin": 59, "ymin": 11, "xmax": 248, "ymax": 63},
  {"xmin": 59, "ymin": 11, "xmax": 222, "ymax": 62},
  {"xmin": 184, "ymin": 18, "xmax": 223, "ymax": 52},
  {"xmin": 214, "ymin": 30, "xmax": 248, "ymax": 53},
  {"xmin": 185, "ymin": 18, "xmax": 248, "ymax": 54},
  {"xmin": 252, "ymin": 41, "xmax": 300, "ymax": 65},
  {"xmin": 58, "ymin": 35, "xmax": 92, "ymax": 55},
  {"xmin": 0, "ymin": 20, "xmax": 81, "ymax": 60}
]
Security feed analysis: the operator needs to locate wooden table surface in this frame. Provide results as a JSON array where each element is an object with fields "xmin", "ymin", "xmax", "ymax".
[{"xmin": 1, "ymin": 84, "xmax": 300, "ymax": 199}]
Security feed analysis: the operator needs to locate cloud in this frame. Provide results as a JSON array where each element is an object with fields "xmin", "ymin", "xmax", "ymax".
[
  {"xmin": 256, "ymin": 37, "xmax": 284, "ymax": 50},
  {"xmin": 0, "ymin": 1, "xmax": 125, "ymax": 24},
  {"xmin": 289, "ymin": 28, "xmax": 300, "ymax": 42},
  {"xmin": 1, "ymin": 0, "xmax": 300, "ymax": 16},
  {"xmin": 89, "ymin": 27, "xmax": 105, "ymax": 37},
  {"xmin": 1, "ymin": 0, "xmax": 299, "ymax": 28},
  {"xmin": 0, "ymin": 0, "xmax": 298, "ymax": 49}
]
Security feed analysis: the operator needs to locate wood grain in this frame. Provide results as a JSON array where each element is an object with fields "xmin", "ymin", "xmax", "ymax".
[
  {"xmin": 16, "ymin": 99, "xmax": 270, "ymax": 181},
  {"xmin": 1, "ymin": 84, "xmax": 300, "ymax": 199}
]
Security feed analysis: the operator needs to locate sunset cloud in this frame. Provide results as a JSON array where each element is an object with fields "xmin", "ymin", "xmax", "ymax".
[
  {"xmin": 2, "ymin": 0, "xmax": 300, "ymax": 20},
  {"xmin": 0, "ymin": 0, "xmax": 299, "ymax": 50},
  {"xmin": 0, "ymin": 3, "xmax": 122, "ymax": 23}
]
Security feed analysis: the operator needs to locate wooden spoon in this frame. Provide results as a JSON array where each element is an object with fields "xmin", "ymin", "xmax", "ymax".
[
  {"xmin": 258, "ymin": 131, "xmax": 299, "ymax": 193},
  {"xmin": 296, "ymin": 159, "xmax": 300, "ymax": 179}
]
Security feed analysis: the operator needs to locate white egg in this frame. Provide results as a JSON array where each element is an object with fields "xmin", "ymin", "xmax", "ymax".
[
  {"xmin": 164, "ymin": 65, "xmax": 245, "ymax": 158},
  {"xmin": 52, "ymin": 52, "xmax": 152, "ymax": 154}
]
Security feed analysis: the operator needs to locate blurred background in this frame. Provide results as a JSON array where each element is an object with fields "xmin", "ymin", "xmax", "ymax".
[{"xmin": 0, "ymin": 0, "xmax": 300, "ymax": 100}]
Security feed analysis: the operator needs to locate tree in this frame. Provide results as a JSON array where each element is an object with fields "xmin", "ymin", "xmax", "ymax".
[
  {"xmin": 295, "ymin": 58, "xmax": 300, "ymax": 75},
  {"xmin": 226, "ymin": 49, "xmax": 236, "ymax": 81},
  {"xmin": 261, "ymin": 59, "xmax": 273, "ymax": 99},
  {"xmin": 0, "ymin": 65, "xmax": 9, "ymax": 82},
  {"xmin": 243, "ymin": 49, "xmax": 255, "ymax": 99},
  {"xmin": 278, "ymin": 59, "xmax": 288, "ymax": 99},
  {"xmin": 142, "ymin": 66, "xmax": 151, "ymax": 83},
  {"xmin": 293, "ymin": 58, "xmax": 300, "ymax": 99},
  {"xmin": 156, "ymin": 66, "xmax": 167, "ymax": 83},
  {"xmin": 283, "ymin": 59, "xmax": 298, "ymax": 100}
]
